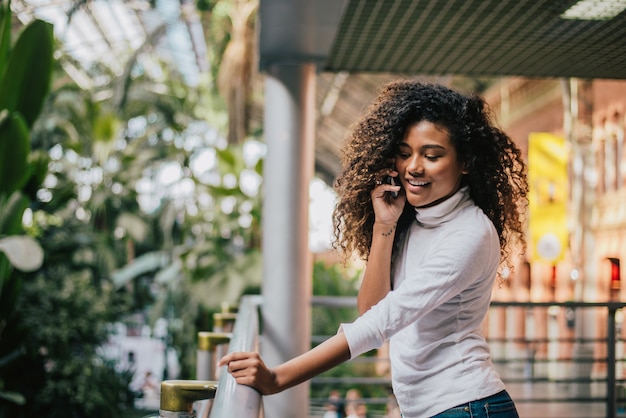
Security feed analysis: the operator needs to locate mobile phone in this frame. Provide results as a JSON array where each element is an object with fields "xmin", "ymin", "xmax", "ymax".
[{"xmin": 385, "ymin": 174, "xmax": 399, "ymax": 198}]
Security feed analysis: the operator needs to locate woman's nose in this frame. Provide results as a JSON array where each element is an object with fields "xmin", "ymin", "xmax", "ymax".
[{"xmin": 407, "ymin": 156, "xmax": 424, "ymax": 175}]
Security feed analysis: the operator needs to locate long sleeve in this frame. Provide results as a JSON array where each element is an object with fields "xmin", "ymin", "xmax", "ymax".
[{"xmin": 341, "ymin": 208, "xmax": 498, "ymax": 358}]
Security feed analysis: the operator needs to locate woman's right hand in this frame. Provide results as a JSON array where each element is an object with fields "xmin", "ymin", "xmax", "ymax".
[{"xmin": 371, "ymin": 170, "xmax": 405, "ymax": 225}]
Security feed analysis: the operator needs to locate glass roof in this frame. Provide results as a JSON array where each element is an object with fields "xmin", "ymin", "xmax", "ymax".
[{"xmin": 11, "ymin": 0, "xmax": 208, "ymax": 90}]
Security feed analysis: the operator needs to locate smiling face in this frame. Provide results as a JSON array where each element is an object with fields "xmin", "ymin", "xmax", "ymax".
[{"xmin": 395, "ymin": 121, "xmax": 467, "ymax": 208}]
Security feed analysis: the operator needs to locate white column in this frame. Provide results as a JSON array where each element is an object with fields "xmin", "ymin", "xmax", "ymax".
[
  {"xmin": 563, "ymin": 78, "xmax": 597, "ymax": 397},
  {"xmin": 261, "ymin": 63, "xmax": 316, "ymax": 418}
]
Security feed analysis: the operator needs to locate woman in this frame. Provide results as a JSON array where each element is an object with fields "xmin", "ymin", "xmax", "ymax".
[{"xmin": 219, "ymin": 80, "xmax": 527, "ymax": 417}]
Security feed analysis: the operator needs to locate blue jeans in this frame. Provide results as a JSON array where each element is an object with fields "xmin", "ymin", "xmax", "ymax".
[{"xmin": 430, "ymin": 390, "xmax": 519, "ymax": 418}]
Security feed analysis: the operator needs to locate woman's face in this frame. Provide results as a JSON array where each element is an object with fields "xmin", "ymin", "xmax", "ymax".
[{"xmin": 395, "ymin": 121, "xmax": 466, "ymax": 208}]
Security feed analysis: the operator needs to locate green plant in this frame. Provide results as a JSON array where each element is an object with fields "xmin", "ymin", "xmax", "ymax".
[
  {"xmin": 12, "ymin": 256, "xmax": 134, "ymax": 418},
  {"xmin": 310, "ymin": 261, "xmax": 391, "ymax": 414},
  {"xmin": 311, "ymin": 261, "xmax": 360, "ymax": 336},
  {"xmin": 0, "ymin": 1, "xmax": 52, "ymax": 413}
]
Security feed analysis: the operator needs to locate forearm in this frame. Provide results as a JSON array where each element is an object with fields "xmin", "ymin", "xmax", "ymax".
[
  {"xmin": 273, "ymin": 332, "xmax": 351, "ymax": 392},
  {"xmin": 357, "ymin": 222, "xmax": 396, "ymax": 314}
]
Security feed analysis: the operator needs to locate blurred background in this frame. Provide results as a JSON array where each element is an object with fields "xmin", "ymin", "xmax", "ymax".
[{"xmin": 2, "ymin": 1, "xmax": 626, "ymax": 417}]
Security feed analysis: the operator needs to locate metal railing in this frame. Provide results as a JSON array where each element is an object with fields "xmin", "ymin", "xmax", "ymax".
[
  {"xmin": 208, "ymin": 295, "xmax": 263, "ymax": 418},
  {"xmin": 158, "ymin": 295, "xmax": 263, "ymax": 418},
  {"xmin": 488, "ymin": 301, "xmax": 626, "ymax": 418},
  {"xmin": 180, "ymin": 296, "xmax": 626, "ymax": 417},
  {"xmin": 310, "ymin": 297, "xmax": 626, "ymax": 418}
]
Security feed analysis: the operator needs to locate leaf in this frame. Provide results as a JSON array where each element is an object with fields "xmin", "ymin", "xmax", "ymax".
[
  {"xmin": 0, "ymin": 390, "xmax": 26, "ymax": 405},
  {"xmin": 110, "ymin": 251, "xmax": 170, "ymax": 289},
  {"xmin": 216, "ymin": 146, "xmax": 245, "ymax": 174},
  {"xmin": 207, "ymin": 184, "xmax": 241, "ymax": 197},
  {"xmin": 22, "ymin": 149, "xmax": 50, "ymax": 200},
  {"xmin": 0, "ymin": 111, "xmax": 31, "ymax": 196},
  {"xmin": 0, "ymin": 19, "xmax": 53, "ymax": 128},
  {"xmin": 154, "ymin": 260, "xmax": 182, "ymax": 284},
  {"xmin": 44, "ymin": 182, "xmax": 76, "ymax": 213},
  {"xmin": 0, "ymin": 235, "xmax": 44, "ymax": 272},
  {"xmin": 92, "ymin": 112, "xmax": 121, "ymax": 164},
  {"xmin": 116, "ymin": 212, "xmax": 149, "ymax": 243},
  {"xmin": 0, "ymin": 256, "xmax": 22, "ymax": 320},
  {"xmin": 0, "ymin": 0, "xmax": 11, "ymax": 80},
  {"xmin": 0, "ymin": 192, "xmax": 29, "ymax": 235},
  {"xmin": 254, "ymin": 157, "xmax": 263, "ymax": 176},
  {"xmin": 0, "ymin": 348, "xmax": 26, "ymax": 368}
]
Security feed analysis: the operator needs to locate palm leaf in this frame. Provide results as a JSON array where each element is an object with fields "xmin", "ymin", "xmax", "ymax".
[
  {"xmin": 0, "ymin": 20, "xmax": 53, "ymax": 128},
  {"xmin": 0, "ymin": 112, "xmax": 30, "ymax": 196}
]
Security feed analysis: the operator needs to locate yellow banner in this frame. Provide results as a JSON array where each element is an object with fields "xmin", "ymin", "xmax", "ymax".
[{"xmin": 528, "ymin": 132, "xmax": 568, "ymax": 263}]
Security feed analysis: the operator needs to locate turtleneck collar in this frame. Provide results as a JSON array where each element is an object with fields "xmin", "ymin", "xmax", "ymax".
[{"xmin": 414, "ymin": 186, "xmax": 472, "ymax": 228}]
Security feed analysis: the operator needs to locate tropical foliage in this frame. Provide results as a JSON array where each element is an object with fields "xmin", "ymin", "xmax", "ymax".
[
  {"xmin": 19, "ymin": 52, "xmax": 263, "ymax": 418},
  {"xmin": 0, "ymin": 0, "xmax": 366, "ymax": 415},
  {"xmin": 1, "ymin": 0, "xmax": 265, "ymax": 416},
  {"xmin": 0, "ymin": 2, "xmax": 52, "ymax": 414}
]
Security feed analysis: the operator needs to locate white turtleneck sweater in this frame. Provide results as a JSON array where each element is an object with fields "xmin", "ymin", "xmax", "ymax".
[{"xmin": 340, "ymin": 186, "xmax": 505, "ymax": 417}]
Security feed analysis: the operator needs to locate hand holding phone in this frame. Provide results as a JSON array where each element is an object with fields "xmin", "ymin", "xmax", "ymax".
[{"xmin": 385, "ymin": 174, "xmax": 399, "ymax": 198}]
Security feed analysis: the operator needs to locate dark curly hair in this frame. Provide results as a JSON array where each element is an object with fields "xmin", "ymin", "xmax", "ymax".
[{"xmin": 332, "ymin": 80, "xmax": 528, "ymax": 269}]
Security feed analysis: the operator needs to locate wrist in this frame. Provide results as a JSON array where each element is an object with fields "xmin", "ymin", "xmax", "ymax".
[
  {"xmin": 272, "ymin": 363, "xmax": 301, "ymax": 394},
  {"xmin": 270, "ymin": 366, "xmax": 286, "ymax": 394},
  {"xmin": 373, "ymin": 222, "xmax": 397, "ymax": 237},
  {"xmin": 374, "ymin": 220, "xmax": 397, "ymax": 228}
]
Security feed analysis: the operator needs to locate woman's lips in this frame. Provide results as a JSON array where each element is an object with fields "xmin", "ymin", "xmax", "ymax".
[{"xmin": 407, "ymin": 179, "xmax": 430, "ymax": 187}]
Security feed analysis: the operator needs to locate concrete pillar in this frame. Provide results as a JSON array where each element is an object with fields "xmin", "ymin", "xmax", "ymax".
[
  {"xmin": 563, "ymin": 78, "xmax": 597, "ymax": 397},
  {"xmin": 261, "ymin": 63, "xmax": 316, "ymax": 418}
]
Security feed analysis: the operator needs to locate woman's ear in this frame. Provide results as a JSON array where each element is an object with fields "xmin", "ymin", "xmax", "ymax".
[{"xmin": 462, "ymin": 156, "xmax": 475, "ymax": 174}]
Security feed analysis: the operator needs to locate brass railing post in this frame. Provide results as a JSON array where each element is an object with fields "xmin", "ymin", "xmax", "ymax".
[
  {"xmin": 159, "ymin": 380, "xmax": 217, "ymax": 418},
  {"xmin": 213, "ymin": 312, "xmax": 238, "ymax": 333},
  {"xmin": 196, "ymin": 332, "xmax": 231, "ymax": 381}
]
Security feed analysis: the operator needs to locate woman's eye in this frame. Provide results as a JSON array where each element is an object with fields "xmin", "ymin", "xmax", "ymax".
[{"xmin": 426, "ymin": 155, "xmax": 440, "ymax": 161}]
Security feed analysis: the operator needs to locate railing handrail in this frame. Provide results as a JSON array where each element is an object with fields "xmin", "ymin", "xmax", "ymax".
[
  {"xmin": 311, "ymin": 296, "xmax": 626, "ymax": 418},
  {"xmin": 206, "ymin": 296, "xmax": 626, "ymax": 417},
  {"xmin": 311, "ymin": 295, "xmax": 626, "ymax": 310},
  {"xmin": 209, "ymin": 295, "xmax": 263, "ymax": 418}
]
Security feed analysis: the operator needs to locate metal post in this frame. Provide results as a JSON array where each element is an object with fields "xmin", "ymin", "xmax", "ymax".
[
  {"xmin": 221, "ymin": 301, "xmax": 239, "ymax": 314},
  {"xmin": 262, "ymin": 63, "xmax": 316, "ymax": 418},
  {"xmin": 608, "ymin": 306, "xmax": 618, "ymax": 418},
  {"xmin": 212, "ymin": 313, "xmax": 236, "ymax": 376},
  {"xmin": 213, "ymin": 312, "xmax": 237, "ymax": 333},
  {"xmin": 159, "ymin": 380, "xmax": 217, "ymax": 418},
  {"xmin": 196, "ymin": 333, "xmax": 231, "ymax": 418},
  {"xmin": 196, "ymin": 332, "xmax": 232, "ymax": 381}
]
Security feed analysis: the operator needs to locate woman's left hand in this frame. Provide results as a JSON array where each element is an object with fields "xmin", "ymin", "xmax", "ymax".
[{"xmin": 219, "ymin": 352, "xmax": 280, "ymax": 395}]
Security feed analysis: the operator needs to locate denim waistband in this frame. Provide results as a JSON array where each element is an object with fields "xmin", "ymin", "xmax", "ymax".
[{"xmin": 452, "ymin": 390, "xmax": 508, "ymax": 408}]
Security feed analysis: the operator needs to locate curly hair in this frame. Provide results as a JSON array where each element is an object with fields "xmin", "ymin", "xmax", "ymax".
[{"xmin": 332, "ymin": 80, "xmax": 528, "ymax": 269}]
